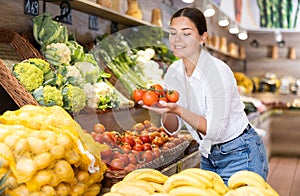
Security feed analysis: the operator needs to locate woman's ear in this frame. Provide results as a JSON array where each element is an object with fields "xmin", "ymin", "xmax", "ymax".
[{"xmin": 200, "ymin": 32, "xmax": 208, "ymax": 45}]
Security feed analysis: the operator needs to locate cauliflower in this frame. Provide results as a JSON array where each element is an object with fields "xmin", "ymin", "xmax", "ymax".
[
  {"xmin": 65, "ymin": 65, "xmax": 85, "ymax": 86},
  {"xmin": 32, "ymin": 85, "xmax": 63, "ymax": 107},
  {"xmin": 66, "ymin": 40, "xmax": 85, "ymax": 64},
  {"xmin": 74, "ymin": 61, "xmax": 100, "ymax": 84},
  {"xmin": 83, "ymin": 82, "xmax": 119, "ymax": 110},
  {"xmin": 43, "ymin": 42, "xmax": 71, "ymax": 68},
  {"xmin": 22, "ymin": 58, "xmax": 55, "ymax": 83},
  {"xmin": 61, "ymin": 84, "xmax": 87, "ymax": 113},
  {"xmin": 13, "ymin": 62, "xmax": 44, "ymax": 92}
]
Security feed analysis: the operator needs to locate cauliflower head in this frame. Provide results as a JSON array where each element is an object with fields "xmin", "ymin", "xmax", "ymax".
[
  {"xmin": 83, "ymin": 82, "xmax": 119, "ymax": 110},
  {"xmin": 66, "ymin": 40, "xmax": 85, "ymax": 64},
  {"xmin": 66, "ymin": 65, "xmax": 85, "ymax": 86},
  {"xmin": 32, "ymin": 85, "xmax": 63, "ymax": 107},
  {"xmin": 74, "ymin": 61, "xmax": 100, "ymax": 84},
  {"xmin": 43, "ymin": 42, "xmax": 71, "ymax": 68},
  {"xmin": 62, "ymin": 84, "xmax": 87, "ymax": 113},
  {"xmin": 13, "ymin": 62, "xmax": 44, "ymax": 92},
  {"xmin": 22, "ymin": 58, "xmax": 55, "ymax": 83}
]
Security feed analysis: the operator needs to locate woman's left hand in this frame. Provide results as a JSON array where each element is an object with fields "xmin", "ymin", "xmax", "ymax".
[{"xmin": 138, "ymin": 100, "xmax": 178, "ymax": 115}]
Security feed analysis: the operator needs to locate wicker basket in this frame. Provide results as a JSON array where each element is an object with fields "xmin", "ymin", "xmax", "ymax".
[
  {"xmin": 0, "ymin": 59, "xmax": 39, "ymax": 107},
  {"xmin": 0, "ymin": 28, "xmax": 43, "ymax": 107}
]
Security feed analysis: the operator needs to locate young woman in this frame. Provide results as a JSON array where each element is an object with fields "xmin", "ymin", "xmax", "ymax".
[{"xmin": 141, "ymin": 7, "xmax": 269, "ymax": 185}]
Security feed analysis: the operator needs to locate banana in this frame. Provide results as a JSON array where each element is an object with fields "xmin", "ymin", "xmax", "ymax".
[
  {"xmin": 110, "ymin": 180, "xmax": 155, "ymax": 194},
  {"xmin": 203, "ymin": 171, "xmax": 228, "ymax": 194},
  {"xmin": 180, "ymin": 168, "xmax": 214, "ymax": 181},
  {"xmin": 102, "ymin": 193, "xmax": 126, "ymax": 196},
  {"xmin": 163, "ymin": 172, "xmax": 207, "ymax": 193},
  {"xmin": 122, "ymin": 168, "xmax": 168, "ymax": 184},
  {"xmin": 149, "ymin": 182, "xmax": 164, "ymax": 193},
  {"xmin": 150, "ymin": 193, "xmax": 170, "ymax": 196},
  {"xmin": 168, "ymin": 186, "xmax": 215, "ymax": 196},
  {"xmin": 114, "ymin": 185, "xmax": 151, "ymax": 196},
  {"xmin": 228, "ymin": 170, "xmax": 267, "ymax": 189},
  {"xmin": 266, "ymin": 182, "xmax": 280, "ymax": 196},
  {"xmin": 233, "ymin": 186, "xmax": 271, "ymax": 196}
]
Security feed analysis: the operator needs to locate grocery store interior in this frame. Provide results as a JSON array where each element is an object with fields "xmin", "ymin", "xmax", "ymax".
[{"xmin": 0, "ymin": 0, "xmax": 300, "ymax": 195}]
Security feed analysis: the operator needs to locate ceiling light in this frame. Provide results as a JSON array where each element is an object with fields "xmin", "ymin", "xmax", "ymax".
[
  {"xmin": 204, "ymin": 4, "xmax": 215, "ymax": 17},
  {"xmin": 229, "ymin": 23, "xmax": 239, "ymax": 34},
  {"xmin": 238, "ymin": 29, "xmax": 248, "ymax": 40},
  {"xmin": 218, "ymin": 16, "xmax": 229, "ymax": 27},
  {"xmin": 181, "ymin": 0, "xmax": 195, "ymax": 3}
]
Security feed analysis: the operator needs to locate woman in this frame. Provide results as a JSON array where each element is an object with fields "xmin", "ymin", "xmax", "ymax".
[{"xmin": 141, "ymin": 7, "xmax": 268, "ymax": 185}]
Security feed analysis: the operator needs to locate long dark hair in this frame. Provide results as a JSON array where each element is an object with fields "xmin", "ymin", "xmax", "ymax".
[{"xmin": 170, "ymin": 7, "xmax": 207, "ymax": 36}]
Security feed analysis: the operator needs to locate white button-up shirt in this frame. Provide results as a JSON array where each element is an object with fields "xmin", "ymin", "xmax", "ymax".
[{"xmin": 162, "ymin": 48, "xmax": 249, "ymax": 158}]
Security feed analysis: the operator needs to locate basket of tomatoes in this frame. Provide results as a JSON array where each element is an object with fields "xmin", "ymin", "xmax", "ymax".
[
  {"xmin": 88, "ymin": 120, "xmax": 191, "ymax": 188},
  {"xmin": 131, "ymin": 83, "xmax": 180, "ymax": 106}
]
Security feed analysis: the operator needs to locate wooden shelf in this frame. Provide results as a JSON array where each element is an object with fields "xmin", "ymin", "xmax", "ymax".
[{"xmin": 49, "ymin": 0, "xmax": 169, "ymax": 33}]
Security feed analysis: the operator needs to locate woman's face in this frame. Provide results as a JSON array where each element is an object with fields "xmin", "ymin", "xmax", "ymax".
[{"xmin": 169, "ymin": 16, "xmax": 202, "ymax": 59}]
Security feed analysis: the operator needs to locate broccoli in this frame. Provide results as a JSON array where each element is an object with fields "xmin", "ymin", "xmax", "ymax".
[
  {"xmin": 32, "ymin": 85, "xmax": 63, "ymax": 107},
  {"xmin": 43, "ymin": 42, "xmax": 71, "ymax": 69},
  {"xmin": 13, "ymin": 62, "xmax": 44, "ymax": 92},
  {"xmin": 61, "ymin": 84, "xmax": 87, "ymax": 113},
  {"xmin": 74, "ymin": 61, "xmax": 100, "ymax": 84},
  {"xmin": 22, "ymin": 58, "xmax": 55, "ymax": 83}
]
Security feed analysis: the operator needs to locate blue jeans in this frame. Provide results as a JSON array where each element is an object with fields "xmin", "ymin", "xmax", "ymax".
[{"xmin": 200, "ymin": 127, "xmax": 269, "ymax": 185}]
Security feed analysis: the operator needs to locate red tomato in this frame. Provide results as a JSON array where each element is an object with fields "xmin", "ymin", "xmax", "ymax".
[
  {"xmin": 166, "ymin": 90, "xmax": 180, "ymax": 103},
  {"xmin": 109, "ymin": 158, "xmax": 125, "ymax": 170},
  {"xmin": 152, "ymin": 136, "xmax": 164, "ymax": 147},
  {"xmin": 133, "ymin": 144, "xmax": 144, "ymax": 152},
  {"xmin": 139, "ymin": 134, "xmax": 151, "ymax": 144},
  {"xmin": 122, "ymin": 135, "xmax": 135, "ymax": 147},
  {"xmin": 151, "ymin": 84, "xmax": 164, "ymax": 97},
  {"xmin": 152, "ymin": 148, "xmax": 161, "ymax": 159},
  {"xmin": 117, "ymin": 154, "xmax": 130, "ymax": 165},
  {"xmin": 142, "ymin": 91, "xmax": 159, "ymax": 106},
  {"xmin": 134, "ymin": 138, "xmax": 143, "ymax": 145},
  {"xmin": 132, "ymin": 89, "xmax": 146, "ymax": 102},
  {"xmin": 127, "ymin": 153, "xmax": 138, "ymax": 165},
  {"xmin": 120, "ymin": 143, "xmax": 132, "ymax": 154},
  {"xmin": 142, "ymin": 143, "xmax": 152, "ymax": 151},
  {"xmin": 142, "ymin": 150, "xmax": 154, "ymax": 162},
  {"xmin": 93, "ymin": 123, "xmax": 105, "ymax": 133},
  {"xmin": 100, "ymin": 148, "xmax": 113, "ymax": 158},
  {"xmin": 158, "ymin": 96, "xmax": 168, "ymax": 102},
  {"xmin": 124, "ymin": 163, "xmax": 137, "ymax": 171}
]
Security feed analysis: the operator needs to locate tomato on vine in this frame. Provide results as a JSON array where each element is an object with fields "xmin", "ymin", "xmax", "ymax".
[
  {"xmin": 166, "ymin": 90, "xmax": 179, "ymax": 103},
  {"xmin": 150, "ymin": 84, "xmax": 164, "ymax": 97},
  {"xmin": 142, "ymin": 91, "xmax": 159, "ymax": 106},
  {"xmin": 132, "ymin": 89, "xmax": 147, "ymax": 102}
]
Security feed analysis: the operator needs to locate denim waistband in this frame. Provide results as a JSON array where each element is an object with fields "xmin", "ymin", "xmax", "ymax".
[{"xmin": 214, "ymin": 124, "xmax": 252, "ymax": 147}]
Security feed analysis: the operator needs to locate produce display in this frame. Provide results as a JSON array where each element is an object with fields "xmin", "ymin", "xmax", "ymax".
[
  {"xmin": 22, "ymin": 12, "xmax": 134, "ymax": 113},
  {"xmin": 102, "ymin": 168, "xmax": 279, "ymax": 196},
  {"xmin": 233, "ymin": 72, "xmax": 254, "ymax": 94},
  {"xmin": 0, "ymin": 105, "xmax": 108, "ymax": 195},
  {"xmin": 88, "ymin": 120, "xmax": 191, "ymax": 174}
]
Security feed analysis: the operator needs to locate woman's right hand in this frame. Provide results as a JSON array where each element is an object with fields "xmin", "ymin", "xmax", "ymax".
[{"xmin": 138, "ymin": 100, "xmax": 179, "ymax": 115}]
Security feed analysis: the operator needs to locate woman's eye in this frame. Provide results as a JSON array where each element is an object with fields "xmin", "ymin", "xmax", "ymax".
[
  {"xmin": 183, "ymin": 33, "xmax": 191, "ymax": 36},
  {"xmin": 170, "ymin": 31, "xmax": 176, "ymax": 36}
]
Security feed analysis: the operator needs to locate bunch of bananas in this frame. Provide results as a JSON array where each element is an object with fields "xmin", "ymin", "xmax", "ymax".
[
  {"xmin": 103, "ymin": 168, "xmax": 279, "ymax": 196},
  {"xmin": 103, "ymin": 168, "xmax": 168, "ymax": 196},
  {"xmin": 225, "ymin": 170, "xmax": 279, "ymax": 196}
]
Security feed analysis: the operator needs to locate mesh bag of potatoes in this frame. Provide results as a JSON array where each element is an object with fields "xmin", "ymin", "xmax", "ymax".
[{"xmin": 0, "ymin": 105, "xmax": 108, "ymax": 196}]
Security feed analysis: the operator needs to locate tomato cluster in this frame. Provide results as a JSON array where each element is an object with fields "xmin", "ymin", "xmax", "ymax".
[
  {"xmin": 132, "ymin": 84, "xmax": 180, "ymax": 106},
  {"xmin": 89, "ymin": 121, "xmax": 184, "ymax": 172}
]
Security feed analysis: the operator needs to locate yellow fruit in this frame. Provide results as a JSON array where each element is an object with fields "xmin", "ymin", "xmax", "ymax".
[
  {"xmin": 228, "ymin": 170, "xmax": 266, "ymax": 189},
  {"xmin": 169, "ymin": 186, "xmax": 214, "ymax": 196},
  {"xmin": 123, "ymin": 168, "xmax": 168, "ymax": 184}
]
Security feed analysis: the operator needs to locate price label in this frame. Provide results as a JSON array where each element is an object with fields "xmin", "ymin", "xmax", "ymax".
[
  {"xmin": 24, "ymin": 0, "xmax": 39, "ymax": 16},
  {"xmin": 60, "ymin": 8, "xmax": 72, "ymax": 25},
  {"xmin": 89, "ymin": 15, "xmax": 99, "ymax": 31}
]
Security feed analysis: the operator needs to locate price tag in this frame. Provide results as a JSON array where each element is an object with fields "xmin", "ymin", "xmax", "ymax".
[
  {"xmin": 24, "ymin": 0, "xmax": 39, "ymax": 16},
  {"xmin": 89, "ymin": 15, "xmax": 99, "ymax": 31},
  {"xmin": 60, "ymin": 8, "xmax": 72, "ymax": 25}
]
